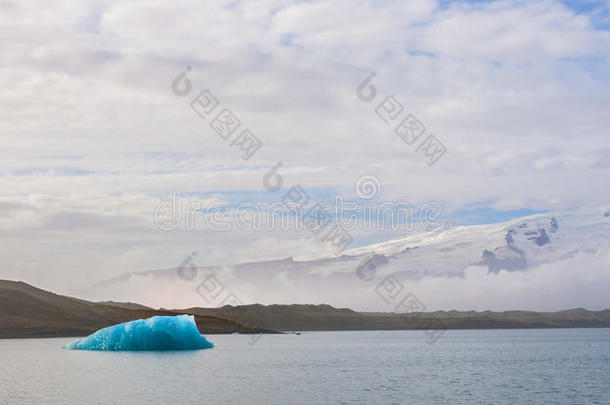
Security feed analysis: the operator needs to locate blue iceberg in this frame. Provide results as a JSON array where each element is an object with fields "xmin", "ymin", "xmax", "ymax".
[{"xmin": 63, "ymin": 315, "xmax": 214, "ymax": 351}]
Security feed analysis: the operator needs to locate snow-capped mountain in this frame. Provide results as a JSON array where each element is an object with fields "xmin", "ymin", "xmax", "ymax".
[
  {"xmin": 84, "ymin": 212, "xmax": 610, "ymax": 311},
  {"xmin": 346, "ymin": 212, "xmax": 610, "ymax": 278}
]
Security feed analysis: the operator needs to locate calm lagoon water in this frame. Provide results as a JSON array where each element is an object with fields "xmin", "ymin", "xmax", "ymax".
[{"xmin": 1, "ymin": 329, "xmax": 609, "ymax": 404}]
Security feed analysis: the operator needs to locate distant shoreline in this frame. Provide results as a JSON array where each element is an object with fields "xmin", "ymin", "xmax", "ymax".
[
  {"xmin": 3, "ymin": 279, "xmax": 609, "ymax": 339},
  {"xmin": 3, "ymin": 326, "xmax": 610, "ymax": 341}
]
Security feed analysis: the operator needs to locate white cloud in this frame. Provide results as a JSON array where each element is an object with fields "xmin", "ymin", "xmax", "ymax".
[
  {"xmin": 408, "ymin": 247, "xmax": 610, "ymax": 311},
  {"xmin": 1, "ymin": 0, "xmax": 609, "ymax": 309}
]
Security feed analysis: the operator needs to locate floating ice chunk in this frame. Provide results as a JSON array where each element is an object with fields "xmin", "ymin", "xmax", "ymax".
[{"xmin": 64, "ymin": 315, "xmax": 214, "ymax": 351}]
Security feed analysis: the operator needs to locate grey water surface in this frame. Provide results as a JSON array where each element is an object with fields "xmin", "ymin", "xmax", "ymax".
[{"xmin": 1, "ymin": 328, "xmax": 608, "ymax": 404}]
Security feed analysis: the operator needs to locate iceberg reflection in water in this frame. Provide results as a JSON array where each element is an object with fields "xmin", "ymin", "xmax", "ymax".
[{"xmin": 63, "ymin": 315, "xmax": 214, "ymax": 351}]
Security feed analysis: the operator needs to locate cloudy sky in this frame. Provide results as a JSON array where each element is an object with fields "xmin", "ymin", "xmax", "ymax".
[{"xmin": 1, "ymin": 0, "xmax": 610, "ymax": 303}]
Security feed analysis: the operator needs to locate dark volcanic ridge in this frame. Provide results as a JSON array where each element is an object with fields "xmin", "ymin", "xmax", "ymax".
[
  {"xmin": 0, "ymin": 280, "xmax": 273, "ymax": 338},
  {"xmin": 2, "ymin": 280, "xmax": 609, "ymax": 338}
]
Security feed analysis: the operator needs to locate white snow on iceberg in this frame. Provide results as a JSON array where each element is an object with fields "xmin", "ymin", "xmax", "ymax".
[{"xmin": 64, "ymin": 315, "xmax": 214, "ymax": 351}]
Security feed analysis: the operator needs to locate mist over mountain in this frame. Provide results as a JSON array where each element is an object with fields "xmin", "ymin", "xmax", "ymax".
[{"xmin": 83, "ymin": 212, "xmax": 610, "ymax": 312}]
